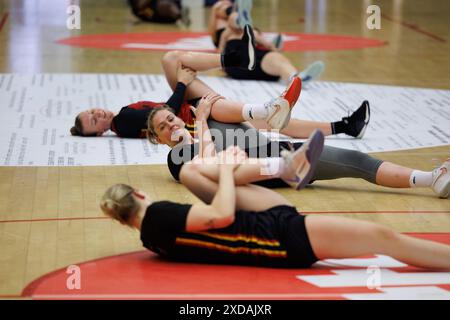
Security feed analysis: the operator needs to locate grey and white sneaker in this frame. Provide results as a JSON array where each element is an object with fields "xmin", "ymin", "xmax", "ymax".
[
  {"xmin": 272, "ymin": 33, "xmax": 284, "ymax": 50},
  {"xmin": 298, "ymin": 60, "xmax": 325, "ymax": 84},
  {"xmin": 236, "ymin": 0, "xmax": 253, "ymax": 29},
  {"xmin": 280, "ymin": 130, "xmax": 325, "ymax": 190},
  {"xmin": 431, "ymin": 159, "xmax": 450, "ymax": 198}
]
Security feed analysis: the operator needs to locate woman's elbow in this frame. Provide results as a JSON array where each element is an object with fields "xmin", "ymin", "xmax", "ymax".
[{"xmin": 216, "ymin": 210, "xmax": 235, "ymax": 228}]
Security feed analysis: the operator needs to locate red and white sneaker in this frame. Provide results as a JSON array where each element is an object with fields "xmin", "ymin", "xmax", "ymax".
[
  {"xmin": 431, "ymin": 159, "xmax": 450, "ymax": 198},
  {"xmin": 264, "ymin": 76, "xmax": 302, "ymax": 130}
]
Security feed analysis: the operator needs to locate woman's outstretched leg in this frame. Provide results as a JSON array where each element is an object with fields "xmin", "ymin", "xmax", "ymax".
[
  {"xmin": 305, "ymin": 215, "xmax": 450, "ymax": 269},
  {"xmin": 249, "ymin": 119, "xmax": 333, "ymax": 138},
  {"xmin": 311, "ymin": 145, "xmax": 450, "ymax": 197}
]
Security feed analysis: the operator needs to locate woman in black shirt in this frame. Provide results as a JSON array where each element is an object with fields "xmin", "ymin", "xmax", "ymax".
[
  {"xmin": 100, "ymin": 150, "xmax": 450, "ymax": 269},
  {"xmin": 146, "ymin": 99, "xmax": 450, "ymax": 198},
  {"xmin": 208, "ymin": 1, "xmax": 325, "ymax": 84}
]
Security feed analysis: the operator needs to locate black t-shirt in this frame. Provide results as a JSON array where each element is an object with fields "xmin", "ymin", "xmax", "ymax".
[
  {"xmin": 140, "ymin": 200, "xmax": 304, "ymax": 267},
  {"xmin": 167, "ymin": 120, "xmax": 278, "ymax": 180},
  {"xmin": 110, "ymin": 82, "xmax": 190, "ymax": 138},
  {"xmin": 111, "ymin": 104, "xmax": 155, "ymax": 138}
]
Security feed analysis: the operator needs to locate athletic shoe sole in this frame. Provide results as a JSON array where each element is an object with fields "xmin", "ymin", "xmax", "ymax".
[
  {"xmin": 237, "ymin": 0, "xmax": 253, "ymax": 28},
  {"xmin": 434, "ymin": 176, "xmax": 450, "ymax": 198},
  {"xmin": 300, "ymin": 61, "xmax": 325, "ymax": 83},
  {"xmin": 355, "ymin": 101, "xmax": 371, "ymax": 139},
  {"xmin": 284, "ymin": 130, "xmax": 325, "ymax": 190},
  {"xmin": 432, "ymin": 163, "xmax": 450, "ymax": 198},
  {"xmin": 266, "ymin": 98, "xmax": 290, "ymax": 129},
  {"xmin": 440, "ymin": 179, "xmax": 450, "ymax": 198}
]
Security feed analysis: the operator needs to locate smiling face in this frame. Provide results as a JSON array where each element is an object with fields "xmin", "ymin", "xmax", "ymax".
[
  {"xmin": 150, "ymin": 109, "xmax": 189, "ymax": 147},
  {"xmin": 77, "ymin": 108, "xmax": 115, "ymax": 136}
]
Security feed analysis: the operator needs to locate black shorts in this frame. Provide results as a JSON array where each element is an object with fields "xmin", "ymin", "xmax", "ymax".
[
  {"xmin": 224, "ymin": 39, "xmax": 280, "ymax": 82},
  {"xmin": 270, "ymin": 205, "xmax": 318, "ymax": 268}
]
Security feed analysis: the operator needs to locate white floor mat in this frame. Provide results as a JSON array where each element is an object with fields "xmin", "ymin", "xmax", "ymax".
[{"xmin": 0, "ymin": 73, "xmax": 449, "ymax": 166}]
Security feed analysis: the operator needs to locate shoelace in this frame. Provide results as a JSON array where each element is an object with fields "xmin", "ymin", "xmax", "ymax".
[
  {"xmin": 264, "ymin": 98, "xmax": 281, "ymax": 114},
  {"xmin": 432, "ymin": 158, "xmax": 450, "ymax": 182},
  {"xmin": 342, "ymin": 110, "xmax": 352, "ymax": 124}
]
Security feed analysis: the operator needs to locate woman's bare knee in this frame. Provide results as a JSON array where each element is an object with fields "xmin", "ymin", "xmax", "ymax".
[
  {"xmin": 178, "ymin": 52, "xmax": 195, "ymax": 66},
  {"xmin": 371, "ymin": 224, "xmax": 399, "ymax": 252},
  {"xmin": 161, "ymin": 50, "xmax": 183, "ymax": 66},
  {"xmin": 179, "ymin": 163, "xmax": 200, "ymax": 184}
]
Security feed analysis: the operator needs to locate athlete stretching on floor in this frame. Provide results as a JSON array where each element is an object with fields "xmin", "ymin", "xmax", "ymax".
[
  {"xmin": 144, "ymin": 94, "xmax": 450, "ymax": 198},
  {"xmin": 71, "ymin": 46, "xmax": 370, "ymax": 140},
  {"xmin": 100, "ymin": 147, "xmax": 450, "ymax": 269},
  {"xmin": 209, "ymin": 0, "xmax": 325, "ymax": 84}
]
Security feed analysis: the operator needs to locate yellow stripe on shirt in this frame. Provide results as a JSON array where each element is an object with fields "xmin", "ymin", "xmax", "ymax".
[{"xmin": 175, "ymin": 237, "xmax": 287, "ymax": 258}]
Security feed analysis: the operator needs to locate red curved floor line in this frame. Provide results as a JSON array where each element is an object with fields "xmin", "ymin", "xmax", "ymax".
[
  {"xmin": 20, "ymin": 233, "xmax": 450, "ymax": 299},
  {"xmin": 21, "ymin": 250, "xmax": 143, "ymax": 297},
  {"xmin": 382, "ymin": 14, "xmax": 446, "ymax": 43},
  {"xmin": 56, "ymin": 32, "xmax": 386, "ymax": 52}
]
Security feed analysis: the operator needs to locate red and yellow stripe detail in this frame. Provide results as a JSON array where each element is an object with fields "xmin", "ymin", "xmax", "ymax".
[
  {"xmin": 175, "ymin": 235, "xmax": 287, "ymax": 259},
  {"xmin": 194, "ymin": 231, "xmax": 281, "ymax": 247}
]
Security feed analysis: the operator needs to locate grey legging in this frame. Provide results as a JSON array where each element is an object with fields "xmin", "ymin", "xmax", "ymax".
[{"xmin": 206, "ymin": 120, "xmax": 383, "ymax": 186}]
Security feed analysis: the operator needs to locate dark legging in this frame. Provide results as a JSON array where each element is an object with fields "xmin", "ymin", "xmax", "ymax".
[{"xmin": 207, "ymin": 120, "xmax": 383, "ymax": 188}]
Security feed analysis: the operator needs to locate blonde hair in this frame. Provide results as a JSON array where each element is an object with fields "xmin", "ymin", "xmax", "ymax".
[
  {"xmin": 100, "ymin": 184, "xmax": 139, "ymax": 226},
  {"xmin": 146, "ymin": 105, "xmax": 175, "ymax": 144}
]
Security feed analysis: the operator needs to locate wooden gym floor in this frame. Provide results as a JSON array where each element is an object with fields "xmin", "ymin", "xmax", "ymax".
[{"xmin": 0, "ymin": 0, "xmax": 449, "ymax": 298}]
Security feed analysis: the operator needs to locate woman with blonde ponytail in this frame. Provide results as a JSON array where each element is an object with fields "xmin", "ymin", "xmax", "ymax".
[
  {"xmin": 101, "ymin": 146, "xmax": 450, "ymax": 270},
  {"xmin": 100, "ymin": 184, "xmax": 147, "ymax": 228}
]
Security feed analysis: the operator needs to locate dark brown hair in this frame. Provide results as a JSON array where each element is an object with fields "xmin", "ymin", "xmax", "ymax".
[{"xmin": 70, "ymin": 114, "xmax": 96, "ymax": 137}]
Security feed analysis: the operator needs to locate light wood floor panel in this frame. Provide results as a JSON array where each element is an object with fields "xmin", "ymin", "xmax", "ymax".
[{"xmin": 0, "ymin": 0, "xmax": 449, "ymax": 296}]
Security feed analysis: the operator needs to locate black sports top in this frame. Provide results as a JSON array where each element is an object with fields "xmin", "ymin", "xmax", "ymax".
[
  {"xmin": 110, "ymin": 82, "xmax": 196, "ymax": 138},
  {"xmin": 140, "ymin": 200, "xmax": 311, "ymax": 267}
]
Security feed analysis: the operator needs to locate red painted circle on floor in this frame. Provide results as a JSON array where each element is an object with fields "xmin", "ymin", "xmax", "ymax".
[
  {"xmin": 21, "ymin": 233, "xmax": 450, "ymax": 300},
  {"xmin": 57, "ymin": 32, "xmax": 386, "ymax": 52}
]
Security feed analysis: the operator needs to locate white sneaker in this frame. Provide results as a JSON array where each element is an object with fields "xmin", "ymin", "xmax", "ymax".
[
  {"xmin": 264, "ymin": 76, "xmax": 302, "ymax": 130},
  {"xmin": 264, "ymin": 98, "xmax": 291, "ymax": 130},
  {"xmin": 280, "ymin": 130, "xmax": 324, "ymax": 190},
  {"xmin": 298, "ymin": 60, "xmax": 325, "ymax": 84},
  {"xmin": 431, "ymin": 159, "xmax": 450, "ymax": 198}
]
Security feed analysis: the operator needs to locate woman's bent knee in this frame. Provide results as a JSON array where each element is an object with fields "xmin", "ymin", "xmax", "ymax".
[{"xmin": 161, "ymin": 50, "xmax": 183, "ymax": 65}]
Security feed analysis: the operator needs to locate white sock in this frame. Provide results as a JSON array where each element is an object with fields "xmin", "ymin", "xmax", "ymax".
[
  {"xmin": 409, "ymin": 170, "xmax": 433, "ymax": 188},
  {"xmin": 242, "ymin": 103, "xmax": 269, "ymax": 121},
  {"xmin": 260, "ymin": 157, "xmax": 285, "ymax": 177}
]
